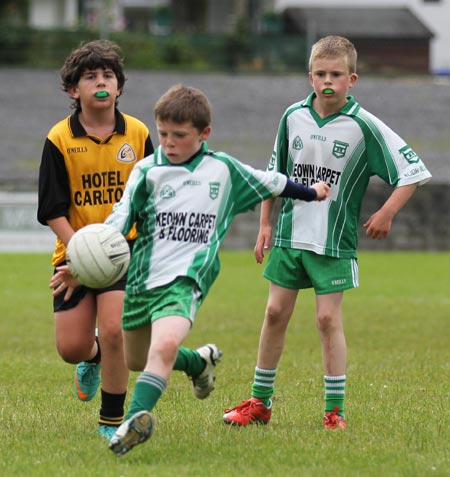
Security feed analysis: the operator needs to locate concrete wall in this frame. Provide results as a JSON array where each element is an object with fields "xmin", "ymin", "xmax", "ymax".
[
  {"xmin": 222, "ymin": 182, "xmax": 450, "ymax": 251},
  {"xmin": 0, "ymin": 183, "xmax": 447, "ymax": 252}
]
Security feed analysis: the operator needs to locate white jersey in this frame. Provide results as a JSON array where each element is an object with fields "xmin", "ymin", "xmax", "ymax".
[
  {"xmin": 107, "ymin": 142, "xmax": 287, "ymax": 296},
  {"xmin": 269, "ymin": 93, "xmax": 432, "ymax": 258}
]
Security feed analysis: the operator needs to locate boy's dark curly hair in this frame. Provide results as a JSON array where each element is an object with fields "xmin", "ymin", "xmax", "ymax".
[{"xmin": 60, "ymin": 40, "xmax": 127, "ymax": 109}]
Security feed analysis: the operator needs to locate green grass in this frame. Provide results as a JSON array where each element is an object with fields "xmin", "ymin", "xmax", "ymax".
[{"xmin": 1, "ymin": 251, "xmax": 449, "ymax": 477}]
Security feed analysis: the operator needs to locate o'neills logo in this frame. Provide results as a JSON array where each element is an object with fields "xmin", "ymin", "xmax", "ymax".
[{"xmin": 117, "ymin": 143, "xmax": 137, "ymax": 163}]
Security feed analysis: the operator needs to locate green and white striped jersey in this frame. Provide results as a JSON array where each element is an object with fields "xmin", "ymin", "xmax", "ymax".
[
  {"xmin": 107, "ymin": 142, "xmax": 287, "ymax": 297},
  {"xmin": 268, "ymin": 93, "xmax": 431, "ymax": 258}
]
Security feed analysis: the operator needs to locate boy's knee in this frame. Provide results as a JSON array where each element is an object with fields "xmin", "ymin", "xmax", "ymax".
[
  {"xmin": 153, "ymin": 335, "xmax": 179, "ymax": 364},
  {"xmin": 57, "ymin": 342, "xmax": 93, "ymax": 364},
  {"xmin": 316, "ymin": 312, "xmax": 338, "ymax": 333},
  {"xmin": 265, "ymin": 303, "xmax": 291, "ymax": 325},
  {"xmin": 99, "ymin": 327, "xmax": 123, "ymax": 349}
]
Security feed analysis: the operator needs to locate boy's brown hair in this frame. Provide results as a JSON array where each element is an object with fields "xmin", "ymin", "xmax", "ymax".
[
  {"xmin": 60, "ymin": 39, "xmax": 126, "ymax": 109},
  {"xmin": 154, "ymin": 84, "xmax": 211, "ymax": 131},
  {"xmin": 309, "ymin": 35, "xmax": 357, "ymax": 73}
]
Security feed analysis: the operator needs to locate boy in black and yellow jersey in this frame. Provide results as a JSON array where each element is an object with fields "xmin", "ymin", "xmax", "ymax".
[{"xmin": 37, "ymin": 40, "xmax": 154, "ymax": 439}]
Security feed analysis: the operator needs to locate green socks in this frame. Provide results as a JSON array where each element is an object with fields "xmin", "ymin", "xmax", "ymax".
[
  {"xmin": 324, "ymin": 374, "xmax": 346, "ymax": 417},
  {"xmin": 249, "ymin": 369, "xmax": 346, "ymax": 416},
  {"xmin": 250, "ymin": 369, "xmax": 346, "ymax": 416},
  {"xmin": 251, "ymin": 367, "xmax": 277, "ymax": 407},
  {"xmin": 126, "ymin": 372, "xmax": 167, "ymax": 419},
  {"xmin": 125, "ymin": 348, "xmax": 207, "ymax": 420},
  {"xmin": 173, "ymin": 346, "xmax": 205, "ymax": 377}
]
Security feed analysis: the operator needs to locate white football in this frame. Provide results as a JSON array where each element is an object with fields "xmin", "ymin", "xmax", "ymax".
[{"xmin": 66, "ymin": 223, "xmax": 130, "ymax": 289}]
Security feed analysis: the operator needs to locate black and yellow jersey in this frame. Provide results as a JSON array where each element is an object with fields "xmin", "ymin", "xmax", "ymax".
[{"xmin": 38, "ymin": 109, "xmax": 153, "ymax": 266}]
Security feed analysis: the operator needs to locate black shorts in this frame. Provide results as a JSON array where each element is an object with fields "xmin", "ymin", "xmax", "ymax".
[{"xmin": 53, "ymin": 240, "xmax": 133, "ymax": 312}]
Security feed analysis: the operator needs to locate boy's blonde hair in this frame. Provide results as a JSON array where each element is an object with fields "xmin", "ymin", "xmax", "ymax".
[
  {"xmin": 309, "ymin": 36, "xmax": 357, "ymax": 73},
  {"xmin": 154, "ymin": 84, "xmax": 211, "ymax": 131}
]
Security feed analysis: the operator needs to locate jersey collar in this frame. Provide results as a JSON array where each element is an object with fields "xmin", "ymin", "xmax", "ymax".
[
  {"xmin": 301, "ymin": 93, "xmax": 360, "ymax": 126},
  {"xmin": 303, "ymin": 92, "xmax": 359, "ymax": 115},
  {"xmin": 69, "ymin": 108, "xmax": 126, "ymax": 138},
  {"xmin": 157, "ymin": 141, "xmax": 209, "ymax": 167}
]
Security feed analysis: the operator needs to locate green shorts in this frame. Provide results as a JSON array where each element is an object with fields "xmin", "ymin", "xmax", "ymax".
[
  {"xmin": 263, "ymin": 247, "xmax": 359, "ymax": 295},
  {"xmin": 122, "ymin": 276, "xmax": 203, "ymax": 331}
]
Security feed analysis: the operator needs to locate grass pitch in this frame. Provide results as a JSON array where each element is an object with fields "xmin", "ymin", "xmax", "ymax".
[{"xmin": 1, "ymin": 251, "xmax": 449, "ymax": 477}]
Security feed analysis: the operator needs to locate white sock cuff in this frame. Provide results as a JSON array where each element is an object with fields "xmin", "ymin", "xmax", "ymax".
[
  {"xmin": 255, "ymin": 366, "xmax": 278, "ymax": 374},
  {"xmin": 324, "ymin": 374, "xmax": 346, "ymax": 381}
]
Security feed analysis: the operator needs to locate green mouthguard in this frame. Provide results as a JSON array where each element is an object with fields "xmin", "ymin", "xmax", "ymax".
[
  {"xmin": 95, "ymin": 91, "xmax": 109, "ymax": 98},
  {"xmin": 323, "ymin": 89, "xmax": 334, "ymax": 94}
]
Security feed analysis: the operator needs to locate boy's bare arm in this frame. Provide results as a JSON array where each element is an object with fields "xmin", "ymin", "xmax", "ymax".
[
  {"xmin": 47, "ymin": 216, "xmax": 75, "ymax": 246},
  {"xmin": 47, "ymin": 217, "xmax": 79, "ymax": 300},
  {"xmin": 254, "ymin": 198, "xmax": 275, "ymax": 264},
  {"xmin": 363, "ymin": 183, "xmax": 418, "ymax": 239}
]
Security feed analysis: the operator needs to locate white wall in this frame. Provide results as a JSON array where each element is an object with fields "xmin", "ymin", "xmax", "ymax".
[
  {"xmin": 29, "ymin": 0, "xmax": 78, "ymax": 28},
  {"xmin": 274, "ymin": 0, "xmax": 450, "ymax": 73},
  {"xmin": 28, "ymin": 0, "xmax": 156, "ymax": 33}
]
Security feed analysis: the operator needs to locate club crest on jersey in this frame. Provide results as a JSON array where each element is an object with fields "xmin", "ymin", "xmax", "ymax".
[
  {"xmin": 160, "ymin": 185, "xmax": 176, "ymax": 199},
  {"xmin": 209, "ymin": 182, "xmax": 220, "ymax": 200},
  {"xmin": 117, "ymin": 143, "xmax": 137, "ymax": 163},
  {"xmin": 399, "ymin": 145, "xmax": 419, "ymax": 164},
  {"xmin": 332, "ymin": 140, "xmax": 349, "ymax": 159},
  {"xmin": 292, "ymin": 136, "xmax": 303, "ymax": 150}
]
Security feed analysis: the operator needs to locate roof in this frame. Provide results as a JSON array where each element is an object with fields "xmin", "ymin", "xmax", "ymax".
[{"xmin": 283, "ymin": 7, "xmax": 434, "ymax": 39}]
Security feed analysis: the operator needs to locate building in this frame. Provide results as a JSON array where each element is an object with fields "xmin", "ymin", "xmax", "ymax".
[
  {"xmin": 282, "ymin": 7, "xmax": 433, "ymax": 73},
  {"xmin": 274, "ymin": 0, "xmax": 450, "ymax": 74}
]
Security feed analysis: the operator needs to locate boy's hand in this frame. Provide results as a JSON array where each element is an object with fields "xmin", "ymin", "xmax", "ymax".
[
  {"xmin": 364, "ymin": 184, "xmax": 417, "ymax": 239},
  {"xmin": 312, "ymin": 182, "xmax": 330, "ymax": 201},
  {"xmin": 363, "ymin": 210, "xmax": 393, "ymax": 239},
  {"xmin": 49, "ymin": 265, "xmax": 80, "ymax": 301},
  {"xmin": 254, "ymin": 224, "xmax": 272, "ymax": 264}
]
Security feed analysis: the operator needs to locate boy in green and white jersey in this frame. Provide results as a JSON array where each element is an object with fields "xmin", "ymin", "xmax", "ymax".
[
  {"xmin": 104, "ymin": 84, "xmax": 330, "ymax": 455},
  {"xmin": 223, "ymin": 35, "xmax": 431, "ymax": 430}
]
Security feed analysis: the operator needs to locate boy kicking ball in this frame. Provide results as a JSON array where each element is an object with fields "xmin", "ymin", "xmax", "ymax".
[{"xmin": 105, "ymin": 84, "xmax": 330, "ymax": 455}]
